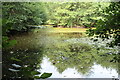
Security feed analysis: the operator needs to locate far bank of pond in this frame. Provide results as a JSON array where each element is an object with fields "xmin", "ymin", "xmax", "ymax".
[{"xmin": 2, "ymin": 28, "xmax": 119, "ymax": 78}]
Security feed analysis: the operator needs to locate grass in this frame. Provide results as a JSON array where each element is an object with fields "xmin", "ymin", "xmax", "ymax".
[
  {"xmin": 33, "ymin": 27, "xmax": 96, "ymax": 34},
  {"xmin": 48, "ymin": 28, "xmax": 95, "ymax": 33}
]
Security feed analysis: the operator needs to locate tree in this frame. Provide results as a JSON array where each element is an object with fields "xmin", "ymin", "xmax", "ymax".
[
  {"xmin": 87, "ymin": 2, "xmax": 120, "ymax": 46},
  {"xmin": 2, "ymin": 2, "xmax": 48, "ymax": 35},
  {"xmin": 46, "ymin": 2, "xmax": 109, "ymax": 28},
  {"xmin": 2, "ymin": 2, "xmax": 48, "ymax": 48}
]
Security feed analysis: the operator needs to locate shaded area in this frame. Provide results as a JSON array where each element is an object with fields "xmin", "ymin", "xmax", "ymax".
[{"xmin": 2, "ymin": 30, "xmax": 46, "ymax": 78}]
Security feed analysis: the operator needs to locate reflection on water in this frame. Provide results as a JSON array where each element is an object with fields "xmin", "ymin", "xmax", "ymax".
[
  {"xmin": 39, "ymin": 57, "xmax": 118, "ymax": 78},
  {"xmin": 39, "ymin": 30, "xmax": 119, "ymax": 78},
  {"xmin": 2, "ymin": 29, "xmax": 119, "ymax": 78}
]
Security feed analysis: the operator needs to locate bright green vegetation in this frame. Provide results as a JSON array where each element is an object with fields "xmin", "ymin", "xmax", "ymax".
[
  {"xmin": 48, "ymin": 28, "xmax": 90, "ymax": 33},
  {"xmin": 2, "ymin": 2, "xmax": 110, "ymax": 34},
  {"xmin": 46, "ymin": 2, "xmax": 110, "ymax": 28},
  {"xmin": 2, "ymin": 2, "xmax": 120, "ymax": 47},
  {"xmin": 2, "ymin": 2, "xmax": 120, "ymax": 79},
  {"xmin": 87, "ymin": 2, "xmax": 120, "ymax": 46},
  {"xmin": 2, "ymin": 2, "xmax": 47, "ymax": 33}
]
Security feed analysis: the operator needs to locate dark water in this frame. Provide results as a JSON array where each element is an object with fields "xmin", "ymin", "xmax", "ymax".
[{"xmin": 2, "ymin": 29, "xmax": 119, "ymax": 78}]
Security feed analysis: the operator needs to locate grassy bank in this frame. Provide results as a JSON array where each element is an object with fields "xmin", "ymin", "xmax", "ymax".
[{"xmin": 47, "ymin": 28, "xmax": 96, "ymax": 33}]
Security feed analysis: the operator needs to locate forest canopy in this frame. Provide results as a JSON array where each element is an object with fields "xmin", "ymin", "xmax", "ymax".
[
  {"xmin": 2, "ymin": 2, "xmax": 48, "ymax": 34},
  {"xmin": 2, "ymin": 2, "xmax": 110, "ymax": 34},
  {"xmin": 2, "ymin": 2, "xmax": 120, "ymax": 46},
  {"xmin": 87, "ymin": 2, "xmax": 120, "ymax": 46},
  {"xmin": 46, "ymin": 2, "xmax": 110, "ymax": 28}
]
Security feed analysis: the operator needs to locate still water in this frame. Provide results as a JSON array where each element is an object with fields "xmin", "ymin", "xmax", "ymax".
[
  {"xmin": 3, "ymin": 29, "xmax": 119, "ymax": 78},
  {"xmin": 40, "ymin": 57, "xmax": 118, "ymax": 78}
]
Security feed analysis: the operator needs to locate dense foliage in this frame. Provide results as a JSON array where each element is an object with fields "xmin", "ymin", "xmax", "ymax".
[
  {"xmin": 2, "ymin": 2, "xmax": 48, "ymax": 35},
  {"xmin": 46, "ymin": 2, "xmax": 109, "ymax": 28},
  {"xmin": 3, "ymin": 2, "xmax": 119, "ymax": 47},
  {"xmin": 87, "ymin": 2, "xmax": 120, "ymax": 46},
  {"xmin": 2, "ymin": 2, "xmax": 48, "ymax": 48}
]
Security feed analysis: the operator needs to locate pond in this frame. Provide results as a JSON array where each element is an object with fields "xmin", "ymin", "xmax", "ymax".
[{"xmin": 2, "ymin": 28, "xmax": 119, "ymax": 79}]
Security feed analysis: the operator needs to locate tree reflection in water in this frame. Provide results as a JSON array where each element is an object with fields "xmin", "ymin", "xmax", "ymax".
[
  {"xmin": 43, "ymin": 33, "xmax": 119, "ymax": 77},
  {"xmin": 2, "ymin": 31, "xmax": 119, "ymax": 78}
]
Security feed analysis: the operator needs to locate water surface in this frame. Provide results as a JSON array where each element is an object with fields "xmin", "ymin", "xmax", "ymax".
[
  {"xmin": 2, "ymin": 29, "xmax": 119, "ymax": 78},
  {"xmin": 39, "ymin": 57, "xmax": 118, "ymax": 78}
]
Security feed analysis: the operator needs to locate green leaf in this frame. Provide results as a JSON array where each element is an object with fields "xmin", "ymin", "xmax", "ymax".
[
  {"xmin": 31, "ymin": 71, "xmax": 41, "ymax": 75},
  {"xmin": 40, "ymin": 73, "xmax": 52, "ymax": 79},
  {"xmin": 2, "ymin": 36, "xmax": 9, "ymax": 41},
  {"xmin": 8, "ymin": 40, "xmax": 17, "ymax": 46},
  {"xmin": 34, "ymin": 76, "xmax": 41, "ymax": 79},
  {"xmin": 11, "ymin": 57, "xmax": 21, "ymax": 62}
]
